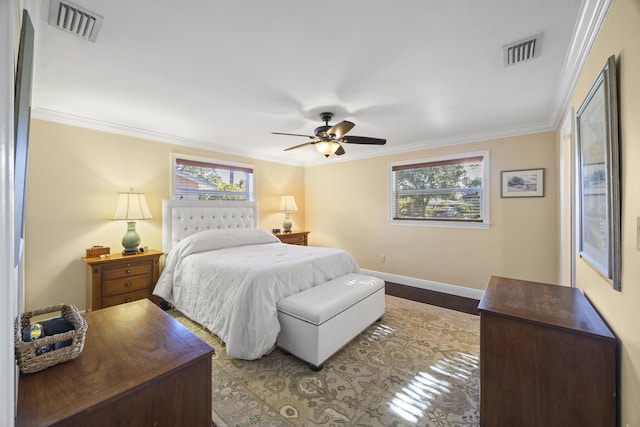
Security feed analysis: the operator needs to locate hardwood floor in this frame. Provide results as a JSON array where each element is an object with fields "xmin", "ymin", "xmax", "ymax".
[{"xmin": 385, "ymin": 281, "xmax": 480, "ymax": 315}]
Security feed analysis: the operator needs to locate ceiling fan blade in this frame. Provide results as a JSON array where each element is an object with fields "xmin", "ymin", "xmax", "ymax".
[
  {"xmin": 284, "ymin": 141, "xmax": 314, "ymax": 151},
  {"xmin": 327, "ymin": 121, "xmax": 355, "ymax": 139},
  {"xmin": 335, "ymin": 144, "xmax": 346, "ymax": 156},
  {"xmin": 342, "ymin": 135, "xmax": 386, "ymax": 145},
  {"xmin": 272, "ymin": 132, "xmax": 315, "ymax": 139}
]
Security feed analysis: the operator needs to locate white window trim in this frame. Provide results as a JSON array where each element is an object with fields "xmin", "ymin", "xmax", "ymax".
[
  {"xmin": 170, "ymin": 153, "xmax": 256, "ymax": 201},
  {"xmin": 388, "ymin": 150, "xmax": 491, "ymax": 230}
]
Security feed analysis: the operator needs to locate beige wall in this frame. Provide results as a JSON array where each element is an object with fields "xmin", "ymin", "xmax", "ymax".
[
  {"xmin": 306, "ymin": 132, "xmax": 559, "ymax": 291},
  {"xmin": 24, "ymin": 120, "xmax": 305, "ymax": 312},
  {"xmin": 568, "ymin": 0, "xmax": 640, "ymax": 424}
]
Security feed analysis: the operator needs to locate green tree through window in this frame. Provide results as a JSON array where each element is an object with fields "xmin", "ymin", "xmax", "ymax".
[
  {"xmin": 392, "ymin": 155, "xmax": 484, "ymax": 222},
  {"xmin": 174, "ymin": 157, "xmax": 254, "ymax": 201}
]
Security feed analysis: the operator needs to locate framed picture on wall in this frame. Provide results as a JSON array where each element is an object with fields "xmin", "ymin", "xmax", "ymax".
[
  {"xmin": 576, "ymin": 55, "xmax": 621, "ymax": 291},
  {"xmin": 500, "ymin": 168, "xmax": 545, "ymax": 198}
]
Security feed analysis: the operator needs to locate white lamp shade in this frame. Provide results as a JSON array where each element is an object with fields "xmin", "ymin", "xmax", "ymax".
[
  {"xmin": 111, "ymin": 193, "xmax": 153, "ymax": 220},
  {"xmin": 279, "ymin": 194, "xmax": 298, "ymax": 212}
]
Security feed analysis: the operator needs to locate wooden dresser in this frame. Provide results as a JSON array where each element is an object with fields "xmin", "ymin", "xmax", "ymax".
[
  {"xmin": 17, "ymin": 299, "xmax": 214, "ymax": 426},
  {"xmin": 478, "ymin": 276, "xmax": 617, "ymax": 427},
  {"xmin": 275, "ymin": 230, "xmax": 309, "ymax": 246},
  {"xmin": 83, "ymin": 250, "xmax": 162, "ymax": 311}
]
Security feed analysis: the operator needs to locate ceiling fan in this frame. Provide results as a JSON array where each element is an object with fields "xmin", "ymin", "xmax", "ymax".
[{"xmin": 273, "ymin": 112, "xmax": 386, "ymax": 157}]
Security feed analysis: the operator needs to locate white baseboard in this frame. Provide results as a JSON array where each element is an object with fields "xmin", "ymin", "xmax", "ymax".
[{"xmin": 360, "ymin": 269, "xmax": 485, "ymax": 300}]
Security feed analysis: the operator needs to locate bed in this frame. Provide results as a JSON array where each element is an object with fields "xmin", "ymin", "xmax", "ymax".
[{"xmin": 153, "ymin": 199, "xmax": 360, "ymax": 360}]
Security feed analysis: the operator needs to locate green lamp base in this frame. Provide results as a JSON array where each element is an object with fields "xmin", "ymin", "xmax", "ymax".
[
  {"xmin": 283, "ymin": 213, "xmax": 293, "ymax": 233},
  {"xmin": 121, "ymin": 221, "xmax": 141, "ymax": 255}
]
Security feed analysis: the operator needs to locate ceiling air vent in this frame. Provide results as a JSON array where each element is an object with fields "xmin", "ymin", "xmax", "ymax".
[
  {"xmin": 503, "ymin": 34, "xmax": 542, "ymax": 66},
  {"xmin": 48, "ymin": 0, "xmax": 104, "ymax": 42}
]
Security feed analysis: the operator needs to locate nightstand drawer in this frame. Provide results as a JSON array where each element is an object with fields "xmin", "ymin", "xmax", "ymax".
[
  {"xmin": 101, "ymin": 290, "xmax": 151, "ymax": 309},
  {"xmin": 275, "ymin": 231, "xmax": 309, "ymax": 246},
  {"xmin": 103, "ymin": 275, "xmax": 151, "ymax": 297},
  {"xmin": 282, "ymin": 234, "xmax": 306, "ymax": 245},
  {"xmin": 103, "ymin": 261, "xmax": 151, "ymax": 281}
]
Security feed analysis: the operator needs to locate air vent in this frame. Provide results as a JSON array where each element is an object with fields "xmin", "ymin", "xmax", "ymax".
[
  {"xmin": 48, "ymin": 0, "xmax": 103, "ymax": 42},
  {"xmin": 503, "ymin": 34, "xmax": 542, "ymax": 66}
]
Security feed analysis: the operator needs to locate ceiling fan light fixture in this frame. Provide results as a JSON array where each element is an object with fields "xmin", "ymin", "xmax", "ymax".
[
  {"xmin": 315, "ymin": 141, "xmax": 340, "ymax": 157},
  {"xmin": 276, "ymin": 111, "xmax": 385, "ymax": 156}
]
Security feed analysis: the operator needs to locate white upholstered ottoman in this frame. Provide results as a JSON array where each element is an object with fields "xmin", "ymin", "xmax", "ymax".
[{"xmin": 276, "ymin": 273, "xmax": 385, "ymax": 369}]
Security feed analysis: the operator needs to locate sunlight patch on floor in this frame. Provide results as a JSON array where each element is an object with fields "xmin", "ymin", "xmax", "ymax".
[
  {"xmin": 366, "ymin": 322, "xmax": 395, "ymax": 341},
  {"xmin": 389, "ymin": 351, "xmax": 479, "ymax": 423}
]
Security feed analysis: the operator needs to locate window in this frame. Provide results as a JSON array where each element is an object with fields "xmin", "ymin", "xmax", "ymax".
[
  {"xmin": 171, "ymin": 154, "xmax": 255, "ymax": 201},
  {"xmin": 390, "ymin": 151, "xmax": 490, "ymax": 228}
]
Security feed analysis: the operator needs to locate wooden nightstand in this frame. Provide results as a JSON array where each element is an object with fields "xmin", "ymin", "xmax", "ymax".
[
  {"xmin": 83, "ymin": 249, "xmax": 162, "ymax": 311},
  {"xmin": 275, "ymin": 231, "xmax": 310, "ymax": 246}
]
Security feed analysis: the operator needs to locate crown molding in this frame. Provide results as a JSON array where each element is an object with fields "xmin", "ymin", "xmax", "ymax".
[
  {"xmin": 31, "ymin": 107, "xmax": 306, "ymax": 167},
  {"xmin": 550, "ymin": 0, "xmax": 612, "ymax": 129},
  {"xmin": 302, "ymin": 120, "xmax": 554, "ymax": 167}
]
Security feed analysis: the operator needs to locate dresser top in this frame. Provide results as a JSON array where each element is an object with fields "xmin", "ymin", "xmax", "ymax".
[
  {"xmin": 17, "ymin": 299, "xmax": 213, "ymax": 425},
  {"xmin": 478, "ymin": 275, "xmax": 615, "ymax": 340}
]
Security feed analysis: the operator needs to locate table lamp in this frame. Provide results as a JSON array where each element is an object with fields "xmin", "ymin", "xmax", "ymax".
[
  {"xmin": 111, "ymin": 192, "xmax": 152, "ymax": 255},
  {"xmin": 279, "ymin": 194, "xmax": 298, "ymax": 233}
]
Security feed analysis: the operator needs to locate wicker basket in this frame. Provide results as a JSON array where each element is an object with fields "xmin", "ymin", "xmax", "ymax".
[{"xmin": 15, "ymin": 304, "xmax": 88, "ymax": 374}]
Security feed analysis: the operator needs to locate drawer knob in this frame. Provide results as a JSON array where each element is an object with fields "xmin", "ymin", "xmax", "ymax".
[
  {"xmin": 125, "ymin": 298, "xmax": 132, "ymax": 303},
  {"xmin": 125, "ymin": 282, "xmax": 132, "ymax": 287},
  {"xmin": 125, "ymin": 270, "xmax": 132, "ymax": 274}
]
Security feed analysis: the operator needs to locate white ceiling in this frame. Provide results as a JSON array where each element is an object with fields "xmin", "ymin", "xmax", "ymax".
[{"xmin": 27, "ymin": 0, "xmax": 607, "ymax": 166}]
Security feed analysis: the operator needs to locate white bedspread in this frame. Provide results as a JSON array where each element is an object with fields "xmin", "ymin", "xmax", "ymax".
[{"xmin": 153, "ymin": 229, "xmax": 359, "ymax": 359}]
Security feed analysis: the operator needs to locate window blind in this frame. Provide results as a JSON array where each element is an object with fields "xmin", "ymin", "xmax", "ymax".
[{"xmin": 391, "ymin": 155, "xmax": 484, "ymax": 222}]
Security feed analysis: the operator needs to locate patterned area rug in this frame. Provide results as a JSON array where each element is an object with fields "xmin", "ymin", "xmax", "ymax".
[{"xmin": 169, "ymin": 295, "xmax": 480, "ymax": 426}]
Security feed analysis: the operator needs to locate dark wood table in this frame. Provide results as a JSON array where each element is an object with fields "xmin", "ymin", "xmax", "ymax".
[
  {"xmin": 17, "ymin": 299, "xmax": 214, "ymax": 426},
  {"xmin": 478, "ymin": 276, "xmax": 617, "ymax": 427}
]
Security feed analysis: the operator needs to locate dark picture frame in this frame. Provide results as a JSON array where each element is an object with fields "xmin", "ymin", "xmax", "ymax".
[
  {"xmin": 14, "ymin": 10, "xmax": 34, "ymax": 264},
  {"xmin": 500, "ymin": 168, "xmax": 545, "ymax": 198},
  {"xmin": 576, "ymin": 55, "xmax": 621, "ymax": 291}
]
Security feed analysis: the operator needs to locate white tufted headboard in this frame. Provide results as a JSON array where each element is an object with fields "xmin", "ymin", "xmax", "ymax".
[{"xmin": 162, "ymin": 199, "xmax": 258, "ymax": 253}]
